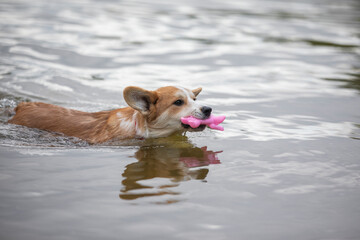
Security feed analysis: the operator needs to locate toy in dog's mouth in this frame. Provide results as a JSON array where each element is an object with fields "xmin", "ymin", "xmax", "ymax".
[
  {"xmin": 181, "ymin": 123, "xmax": 207, "ymax": 131},
  {"xmin": 181, "ymin": 114, "xmax": 225, "ymax": 131}
]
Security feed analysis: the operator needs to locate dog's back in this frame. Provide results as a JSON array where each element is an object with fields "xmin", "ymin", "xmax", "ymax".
[{"xmin": 8, "ymin": 102, "xmax": 112, "ymax": 143}]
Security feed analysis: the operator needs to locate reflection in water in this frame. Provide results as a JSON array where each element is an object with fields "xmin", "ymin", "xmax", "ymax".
[{"xmin": 119, "ymin": 136, "xmax": 222, "ymax": 201}]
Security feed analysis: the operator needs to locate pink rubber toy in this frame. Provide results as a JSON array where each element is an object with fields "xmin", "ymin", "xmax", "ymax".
[{"xmin": 181, "ymin": 114, "xmax": 226, "ymax": 131}]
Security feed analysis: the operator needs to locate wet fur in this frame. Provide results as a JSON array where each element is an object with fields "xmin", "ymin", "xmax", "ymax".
[{"xmin": 8, "ymin": 86, "xmax": 204, "ymax": 144}]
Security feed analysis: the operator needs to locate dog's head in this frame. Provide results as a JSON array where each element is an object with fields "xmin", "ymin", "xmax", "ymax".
[{"xmin": 124, "ymin": 86, "xmax": 211, "ymax": 137}]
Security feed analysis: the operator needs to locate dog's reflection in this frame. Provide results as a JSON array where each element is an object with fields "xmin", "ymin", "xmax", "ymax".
[{"xmin": 119, "ymin": 136, "xmax": 222, "ymax": 201}]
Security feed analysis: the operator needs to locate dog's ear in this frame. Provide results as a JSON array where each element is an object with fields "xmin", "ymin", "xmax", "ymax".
[
  {"xmin": 192, "ymin": 87, "xmax": 202, "ymax": 97},
  {"xmin": 123, "ymin": 86, "xmax": 158, "ymax": 115}
]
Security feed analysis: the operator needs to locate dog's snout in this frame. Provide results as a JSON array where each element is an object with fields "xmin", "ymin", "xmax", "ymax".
[{"xmin": 201, "ymin": 106, "xmax": 212, "ymax": 118}]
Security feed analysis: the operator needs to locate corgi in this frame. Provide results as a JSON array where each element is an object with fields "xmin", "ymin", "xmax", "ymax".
[{"xmin": 8, "ymin": 86, "xmax": 212, "ymax": 144}]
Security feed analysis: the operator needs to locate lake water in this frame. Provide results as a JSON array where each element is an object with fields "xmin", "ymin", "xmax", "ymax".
[{"xmin": 0, "ymin": 0, "xmax": 360, "ymax": 239}]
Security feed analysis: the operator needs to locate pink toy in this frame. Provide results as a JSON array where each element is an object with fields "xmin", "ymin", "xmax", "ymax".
[{"xmin": 181, "ymin": 114, "xmax": 226, "ymax": 131}]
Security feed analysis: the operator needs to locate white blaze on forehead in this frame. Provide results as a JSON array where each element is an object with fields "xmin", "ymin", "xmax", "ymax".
[{"xmin": 175, "ymin": 86, "xmax": 194, "ymax": 100}]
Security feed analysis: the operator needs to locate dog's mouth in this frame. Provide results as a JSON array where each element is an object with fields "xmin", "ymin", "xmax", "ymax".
[{"xmin": 181, "ymin": 123, "xmax": 206, "ymax": 132}]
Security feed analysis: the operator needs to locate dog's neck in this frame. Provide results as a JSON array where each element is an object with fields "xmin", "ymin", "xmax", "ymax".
[
  {"xmin": 147, "ymin": 126, "xmax": 180, "ymax": 139},
  {"xmin": 113, "ymin": 107, "xmax": 180, "ymax": 140}
]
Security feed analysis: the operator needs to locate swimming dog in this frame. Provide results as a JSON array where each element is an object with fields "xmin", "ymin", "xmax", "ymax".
[{"xmin": 8, "ymin": 86, "xmax": 212, "ymax": 143}]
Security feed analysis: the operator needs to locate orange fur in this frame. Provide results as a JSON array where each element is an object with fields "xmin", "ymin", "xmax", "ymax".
[
  {"xmin": 8, "ymin": 102, "xmax": 140, "ymax": 143},
  {"xmin": 8, "ymin": 86, "xmax": 207, "ymax": 144}
]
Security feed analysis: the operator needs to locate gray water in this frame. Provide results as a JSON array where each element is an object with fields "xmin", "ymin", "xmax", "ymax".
[{"xmin": 0, "ymin": 0, "xmax": 360, "ymax": 239}]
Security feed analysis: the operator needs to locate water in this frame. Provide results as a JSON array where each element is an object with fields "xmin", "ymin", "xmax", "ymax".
[{"xmin": 0, "ymin": 0, "xmax": 360, "ymax": 239}]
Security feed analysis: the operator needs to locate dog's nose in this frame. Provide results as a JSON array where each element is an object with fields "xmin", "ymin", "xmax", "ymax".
[{"xmin": 201, "ymin": 106, "xmax": 212, "ymax": 118}]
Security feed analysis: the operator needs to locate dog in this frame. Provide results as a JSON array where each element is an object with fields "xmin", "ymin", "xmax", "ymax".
[{"xmin": 8, "ymin": 86, "xmax": 212, "ymax": 144}]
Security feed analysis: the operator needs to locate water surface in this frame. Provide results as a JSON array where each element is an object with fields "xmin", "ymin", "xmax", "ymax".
[{"xmin": 0, "ymin": 0, "xmax": 360, "ymax": 239}]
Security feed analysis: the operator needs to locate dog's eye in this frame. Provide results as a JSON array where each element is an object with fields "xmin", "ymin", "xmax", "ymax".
[{"xmin": 173, "ymin": 99, "xmax": 184, "ymax": 106}]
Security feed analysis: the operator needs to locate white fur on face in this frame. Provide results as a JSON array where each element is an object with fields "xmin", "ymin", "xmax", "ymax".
[
  {"xmin": 175, "ymin": 87, "xmax": 204, "ymax": 119},
  {"xmin": 147, "ymin": 87, "xmax": 206, "ymax": 138}
]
